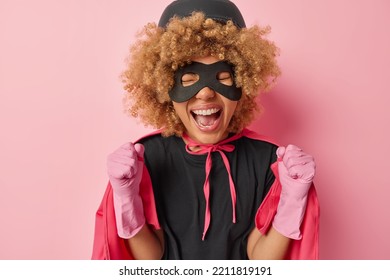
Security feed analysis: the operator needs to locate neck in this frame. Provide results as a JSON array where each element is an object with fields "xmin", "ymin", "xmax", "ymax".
[{"xmin": 183, "ymin": 131, "xmax": 242, "ymax": 152}]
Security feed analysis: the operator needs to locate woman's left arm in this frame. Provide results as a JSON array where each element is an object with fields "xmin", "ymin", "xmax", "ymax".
[
  {"xmin": 247, "ymin": 226, "xmax": 291, "ymax": 259},
  {"xmin": 248, "ymin": 144, "xmax": 316, "ymax": 259}
]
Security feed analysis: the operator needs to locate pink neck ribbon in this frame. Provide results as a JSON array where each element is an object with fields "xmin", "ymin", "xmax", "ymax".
[{"xmin": 183, "ymin": 132, "xmax": 243, "ymax": 240}]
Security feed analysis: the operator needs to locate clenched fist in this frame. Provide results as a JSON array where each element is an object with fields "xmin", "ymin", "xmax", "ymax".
[
  {"xmin": 273, "ymin": 145, "xmax": 316, "ymax": 240},
  {"xmin": 107, "ymin": 142, "xmax": 146, "ymax": 239}
]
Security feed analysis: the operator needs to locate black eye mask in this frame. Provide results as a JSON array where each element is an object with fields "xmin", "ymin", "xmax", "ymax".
[{"xmin": 169, "ymin": 61, "xmax": 242, "ymax": 103}]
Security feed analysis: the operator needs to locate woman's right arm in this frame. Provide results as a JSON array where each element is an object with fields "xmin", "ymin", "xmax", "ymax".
[
  {"xmin": 126, "ymin": 226, "xmax": 164, "ymax": 260},
  {"xmin": 107, "ymin": 142, "xmax": 164, "ymax": 259}
]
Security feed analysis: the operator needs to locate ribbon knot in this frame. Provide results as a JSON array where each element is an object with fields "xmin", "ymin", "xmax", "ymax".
[{"xmin": 183, "ymin": 133, "xmax": 242, "ymax": 240}]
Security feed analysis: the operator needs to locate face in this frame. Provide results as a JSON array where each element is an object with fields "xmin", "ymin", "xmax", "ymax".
[{"xmin": 172, "ymin": 56, "xmax": 239, "ymax": 145}]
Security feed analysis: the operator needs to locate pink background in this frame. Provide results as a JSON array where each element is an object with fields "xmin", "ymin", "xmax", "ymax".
[{"xmin": 1, "ymin": 0, "xmax": 389, "ymax": 259}]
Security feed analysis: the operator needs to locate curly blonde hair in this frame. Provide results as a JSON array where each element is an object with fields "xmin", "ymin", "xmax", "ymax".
[{"xmin": 121, "ymin": 12, "xmax": 280, "ymax": 137}]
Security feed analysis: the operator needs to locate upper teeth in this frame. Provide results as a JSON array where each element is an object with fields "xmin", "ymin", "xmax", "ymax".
[{"xmin": 192, "ymin": 108, "xmax": 220, "ymax": 116}]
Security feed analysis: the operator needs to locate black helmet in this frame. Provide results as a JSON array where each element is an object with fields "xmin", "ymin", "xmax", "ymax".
[{"xmin": 158, "ymin": 0, "xmax": 246, "ymax": 28}]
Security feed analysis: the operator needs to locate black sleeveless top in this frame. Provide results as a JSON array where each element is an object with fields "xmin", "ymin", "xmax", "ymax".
[{"xmin": 139, "ymin": 133, "xmax": 277, "ymax": 259}]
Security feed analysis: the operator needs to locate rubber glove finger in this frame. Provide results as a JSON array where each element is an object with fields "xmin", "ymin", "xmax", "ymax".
[
  {"xmin": 284, "ymin": 154, "xmax": 315, "ymax": 170},
  {"xmin": 134, "ymin": 143, "xmax": 145, "ymax": 161},
  {"xmin": 276, "ymin": 146, "xmax": 286, "ymax": 159},
  {"xmin": 285, "ymin": 144, "xmax": 303, "ymax": 153},
  {"xmin": 288, "ymin": 161, "xmax": 316, "ymax": 182},
  {"xmin": 107, "ymin": 161, "xmax": 134, "ymax": 180}
]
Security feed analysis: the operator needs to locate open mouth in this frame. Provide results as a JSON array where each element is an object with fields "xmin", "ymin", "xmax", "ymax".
[{"xmin": 191, "ymin": 108, "xmax": 222, "ymax": 129}]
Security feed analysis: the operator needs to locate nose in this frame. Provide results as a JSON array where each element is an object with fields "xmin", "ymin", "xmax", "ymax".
[{"xmin": 195, "ymin": 87, "xmax": 215, "ymax": 100}]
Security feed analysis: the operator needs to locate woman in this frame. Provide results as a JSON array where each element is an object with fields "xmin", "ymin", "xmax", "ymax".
[{"xmin": 92, "ymin": 0, "xmax": 319, "ymax": 260}]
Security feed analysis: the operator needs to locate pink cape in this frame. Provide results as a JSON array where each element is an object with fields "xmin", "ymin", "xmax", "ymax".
[{"xmin": 91, "ymin": 129, "xmax": 320, "ymax": 259}]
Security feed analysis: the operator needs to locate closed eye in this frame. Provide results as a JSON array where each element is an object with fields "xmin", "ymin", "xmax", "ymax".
[
  {"xmin": 181, "ymin": 73, "xmax": 199, "ymax": 87},
  {"xmin": 217, "ymin": 71, "xmax": 233, "ymax": 86}
]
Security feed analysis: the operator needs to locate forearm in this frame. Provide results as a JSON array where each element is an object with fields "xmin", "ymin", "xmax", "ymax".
[
  {"xmin": 107, "ymin": 143, "xmax": 164, "ymax": 259},
  {"xmin": 247, "ymin": 226, "xmax": 291, "ymax": 260},
  {"xmin": 126, "ymin": 225, "xmax": 164, "ymax": 260}
]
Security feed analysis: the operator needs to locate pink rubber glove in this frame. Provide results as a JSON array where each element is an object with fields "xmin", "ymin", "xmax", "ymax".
[
  {"xmin": 107, "ymin": 142, "xmax": 145, "ymax": 239},
  {"xmin": 272, "ymin": 144, "xmax": 316, "ymax": 240}
]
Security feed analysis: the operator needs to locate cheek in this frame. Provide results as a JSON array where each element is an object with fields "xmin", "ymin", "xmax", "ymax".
[
  {"xmin": 172, "ymin": 102, "xmax": 189, "ymax": 121},
  {"xmin": 224, "ymin": 101, "xmax": 238, "ymax": 119}
]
